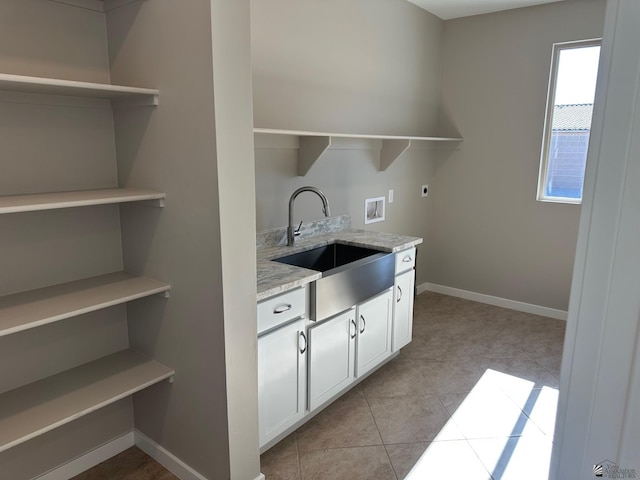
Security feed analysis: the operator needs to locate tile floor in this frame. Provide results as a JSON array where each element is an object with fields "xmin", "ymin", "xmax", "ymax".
[
  {"xmin": 71, "ymin": 447, "xmax": 177, "ymax": 480},
  {"xmin": 72, "ymin": 292, "xmax": 564, "ymax": 480},
  {"xmin": 260, "ymin": 291, "xmax": 565, "ymax": 480}
]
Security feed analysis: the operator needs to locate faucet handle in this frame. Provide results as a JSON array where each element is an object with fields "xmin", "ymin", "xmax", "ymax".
[{"xmin": 294, "ymin": 220, "xmax": 302, "ymax": 237}]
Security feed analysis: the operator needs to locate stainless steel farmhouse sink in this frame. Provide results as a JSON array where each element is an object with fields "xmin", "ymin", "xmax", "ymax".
[{"xmin": 273, "ymin": 243, "xmax": 395, "ymax": 321}]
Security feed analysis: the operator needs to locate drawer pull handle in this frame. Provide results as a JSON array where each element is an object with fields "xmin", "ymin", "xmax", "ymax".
[
  {"xmin": 360, "ymin": 315, "xmax": 366, "ymax": 334},
  {"xmin": 350, "ymin": 319, "xmax": 357, "ymax": 339},
  {"xmin": 273, "ymin": 304, "xmax": 292, "ymax": 314},
  {"xmin": 402, "ymin": 256, "xmax": 413, "ymax": 263},
  {"xmin": 397, "ymin": 285, "xmax": 403, "ymax": 303},
  {"xmin": 299, "ymin": 331, "xmax": 307, "ymax": 354}
]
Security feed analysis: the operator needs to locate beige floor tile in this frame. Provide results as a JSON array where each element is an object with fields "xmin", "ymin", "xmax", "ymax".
[
  {"xmin": 517, "ymin": 386, "xmax": 559, "ymax": 436},
  {"xmin": 71, "ymin": 447, "xmax": 178, "ymax": 480},
  {"xmin": 296, "ymin": 387, "xmax": 382, "ymax": 452},
  {"xmin": 361, "ymin": 355, "xmax": 433, "ymax": 397},
  {"xmin": 533, "ymin": 353, "xmax": 563, "ymax": 378},
  {"xmin": 260, "ymin": 433, "xmax": 300, "ymax": 480},
  {"xmin": 367, "ymin": 395, "xmax": 463, "ymax": 444},
  {"xmin": 299, "ymin": 446, "xmax": 395, "ymax": 480},
  {"xmin": 402, "ymin": 335, "xmax": 471, "ymax": 360},
  {"xmin": 400, "ymin": 440, "xmax": 493, "ymax": 480},
  {"xmin": 475, "ymin": 356, "xmax": 560, "ymax": 390},
  {"xmin": 447, "ymin": 384, "xmax": 544, "ymax": 440},
  {"xmin": 438, "ymin": 392, "xmax": 469, "ymax": 416},
  {"xmin": 385, "ymin": 442, "xmax": 429, "ymax": 479},
  {"xmin": 469, "ymin": 434, "xmax": 554, "ymax": 480},
  {"xmin": 413, "ymin": 356, "xmax": 486, "ymax": 395}
]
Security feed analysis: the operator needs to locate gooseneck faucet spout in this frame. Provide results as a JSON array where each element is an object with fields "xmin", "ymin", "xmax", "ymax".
[{"xmin": 287, "ymin": 186, "xmax": 331, "ymax": 246}]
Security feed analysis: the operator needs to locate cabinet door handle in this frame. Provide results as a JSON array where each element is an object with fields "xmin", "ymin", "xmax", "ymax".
[
  {"xmin": 273, "ymin": 303, "xmax": 292, "ymax": 314},
  {"xmin": 350, "ymin": 319, "xmax": 357, "ymax": 339},
  {"xmin": 402, "ymin": 255, "xmax": 413, "ymax": 263},
  {"xmin": 397, "ymin": 285, "xmax": 403, "ymax": 303},
  {"xmin": 360, "ymin": 315, "xmax": 366, "ymax": 334},
  {"xmin": 299, "ymin": 331, "xmax": 307, "ymax": 354}
]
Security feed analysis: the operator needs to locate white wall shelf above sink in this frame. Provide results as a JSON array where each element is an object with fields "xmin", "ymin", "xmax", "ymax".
[
  {"xmin": 253, "ymin": 128, "xmax": 462, "ymax": 176},
  {"xmin": 0, "ymin": 73, "xmax": 159, "ymax": 107}
]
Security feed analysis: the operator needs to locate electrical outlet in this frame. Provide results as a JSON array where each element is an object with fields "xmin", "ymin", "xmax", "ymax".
[
  {"xmin": 421, "ymin": 185, "xmax": 429, "ymax": 197},
  {"xmin": 388, "ymin": 189, "xmax": 394, "ymax": 203}
]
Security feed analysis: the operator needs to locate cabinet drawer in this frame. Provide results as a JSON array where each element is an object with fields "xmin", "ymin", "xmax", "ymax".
[
  {"xmin": 258, "ymin": 287, "xmax": 307, "ymax": 335},
  {"xmin": 395, "ymin": 247, "xmax": 416, "ymax": 274}
]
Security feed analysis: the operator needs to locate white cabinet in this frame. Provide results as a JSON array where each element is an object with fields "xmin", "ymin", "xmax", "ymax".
[
  {"xmin": 257, "ymin": 287, "xmax": 307, "ymax": 335},
  {"xmin": 392, "ymin": 270, "xmax": 415, "ymax": 351},
  {"xmin": 395, "ymin": 247, "xmax": 416, "ymax": 274},
  {"xmin": 392, "ymin": 247, "xmax": 416, "ymax": 352},
  {"xmin": 307, "ymin": 308, "xmax": 356, "ymax": 411},
  {"xmin": 355, "ymin": 289, "xmax": 393, "ymax": 378},
  {"xmin": 258, "ymin": 317, "xmax": 307, "ymax": 447}
]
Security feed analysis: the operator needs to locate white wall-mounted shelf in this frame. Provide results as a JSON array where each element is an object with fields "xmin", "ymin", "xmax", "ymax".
[
  {"xmin": 253, "ymin": 128, "xmax": 462, "ymax": 175},
  {"xmin": 0, "ymin": 272, "xmax": 170, "ymax": 338},
  {"xmin": 0, "ymin": 349, "xmax": 174, "ymax": 453},
  {"xmin": 0, "ymin": 73, "xmax": 159, "ymax": 106},
  {"xmin": 0, "ymin": 188, "xmax": 166, "ymax": 214}
]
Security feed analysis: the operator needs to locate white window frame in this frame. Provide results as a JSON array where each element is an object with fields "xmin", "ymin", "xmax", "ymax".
[{"xmin": 537, "ymin": 38, "xmax": 601, "ymax": 204}]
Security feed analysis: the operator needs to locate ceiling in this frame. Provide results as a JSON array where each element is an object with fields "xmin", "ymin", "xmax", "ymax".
[{"xmin": 406, "ymin": 0, "xmax": 564, "ymax": 20}]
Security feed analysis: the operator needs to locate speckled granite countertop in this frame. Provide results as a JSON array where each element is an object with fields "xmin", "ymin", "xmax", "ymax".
[{"xmin": 257, "ymin": 221, "xmax": 423, "ymax": 301}]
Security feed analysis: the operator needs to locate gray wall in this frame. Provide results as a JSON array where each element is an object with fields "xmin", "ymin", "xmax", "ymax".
[
  {"xmin": 430, "ymin": 0, "xmax": 606, "ymax": 310},
  {"xmin": 107, "ymin": 1, "xmax": 229, "ymax": 478},
  {"xmin": 107, "ymin": 0, "xmax": 259, "ymax": 478},
  {"xmin": 0, "ymin": 1, "xmax": 133, "ymax": 477},
  {"xmin": 251, "ymin": 0, "xmax": 445, "ymax": 285}
]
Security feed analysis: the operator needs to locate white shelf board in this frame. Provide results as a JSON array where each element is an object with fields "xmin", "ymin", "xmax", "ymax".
[
  {"xmin": 0, "ymin": 272, "xmax": 170, "ymax": 338},
  {"xmin": 0, "ymin": 188, "xmax": 166, "ymax": 214},
  {"xmin": 253, "ymin": 127, "xmax": 462, "ymax": 142},
  {"xmin": 0, "ymin": 73, "xmax": 159, "ymax": 106},
  {"xmin": 0, "ymin": 349, "xmax": 174, "ymax": 453},
  {"xmin": 253, "ymin": 128, "xmax": 462, "ymax": 175}
]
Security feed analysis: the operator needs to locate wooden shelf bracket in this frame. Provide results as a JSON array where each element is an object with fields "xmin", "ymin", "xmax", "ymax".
[
  {"xmin": 379, "ymin": 139, "xmax": 412, "ymax": 171},
  {"xmin": 298, "ymin": 136, "xmax": 332, "ymax": 176}
]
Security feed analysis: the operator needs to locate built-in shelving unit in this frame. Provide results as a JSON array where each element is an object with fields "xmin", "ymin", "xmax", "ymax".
[
  {"xmin": 0, "ymin": 272, "xmax": 170, "ymax": 338},
  {"xmin": 0, "ymin": 73, "xmax": 159, "ymax": 106},
  {"xmin": 0, "ymin": 188, "xmax": 166, "ymax": 214},
  {"xmin": 0, "ymin": 46, "xmax": 171, "ymax": 459},
  {"xmin": 253, "ymin": 128, "xmax": 463, "ymax": 175},
  {"xmin": 0, "ymin": 349, "xmax": 174, "ymax": 453}
]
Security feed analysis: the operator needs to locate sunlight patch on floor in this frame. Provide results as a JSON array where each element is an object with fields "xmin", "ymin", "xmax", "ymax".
[{"xmin": 406, "ymin": 369, "xmax": 557, "ymax": 480}]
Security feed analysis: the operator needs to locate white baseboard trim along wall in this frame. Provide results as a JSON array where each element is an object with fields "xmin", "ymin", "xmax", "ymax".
[
  {"xmin": 34, "ymin": 429, "xmax": 265, "ymax": 480},
  {"xmin": 134, "ymin": 431, "xmax": 208, "ymax": 480},
  {"xmin": 35, "ymin": 432, "xmax": 135, "ymax": 480},
  {"xmin": 417, "ymin": 282, "xmax": 568, "ymax": 321}
]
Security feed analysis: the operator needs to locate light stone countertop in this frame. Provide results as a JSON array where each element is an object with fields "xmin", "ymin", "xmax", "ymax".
[{"xmin": 257, "ymin": 228, "xmax": 423, "ymax": 301}]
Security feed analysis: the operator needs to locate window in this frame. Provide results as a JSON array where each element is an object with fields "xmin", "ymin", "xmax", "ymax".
[{"xmin": 538, "ymin": 40, "xmax": 601, "ymax": 203}]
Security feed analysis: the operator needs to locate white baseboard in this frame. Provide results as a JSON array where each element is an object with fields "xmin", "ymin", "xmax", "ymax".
[
  {"xmin": 134, "ymin": 430, "xmax": 208, "ymax": 480},
  {"xmin": 33, "ymin": 428, "xmax": 266, "ymax": 480},
  {"xmin": 35, "ymin": 431, "xmax": 135, "ymax": 480},
  {"xmin": 418, "ymin": 282, "xmax": 568, "ymax": 320}
]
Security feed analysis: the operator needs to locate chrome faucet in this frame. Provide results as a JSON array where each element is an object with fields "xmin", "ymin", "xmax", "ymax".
[{"xmin": 287, "ymin": 186, "xmax": 331, "ymax": 246}]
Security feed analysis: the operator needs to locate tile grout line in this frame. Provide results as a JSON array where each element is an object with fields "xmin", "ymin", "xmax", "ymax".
[
  {"xmin": 294, "ymin": 431, "xmax": 302, "ymax": 480},
  {"xmin": 361, "ymin": 388, "xmax": 398, "ymax": 480}
]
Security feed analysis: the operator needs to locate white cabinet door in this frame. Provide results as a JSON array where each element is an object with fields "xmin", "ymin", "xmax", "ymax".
[
  {"xmin": 308, "ymin": 308, "xmax": 356, "ymax": 412},
  {"xmin": 258, "ymin": 317, "xmax": 307, "ymax": 447},
  {"xmin": 392, "ymin": 270, "xmax": 414, "ymax": 352},
  {"xmin": 356, "ymin": 289, "xmax": 392, "ymax": 378}
]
